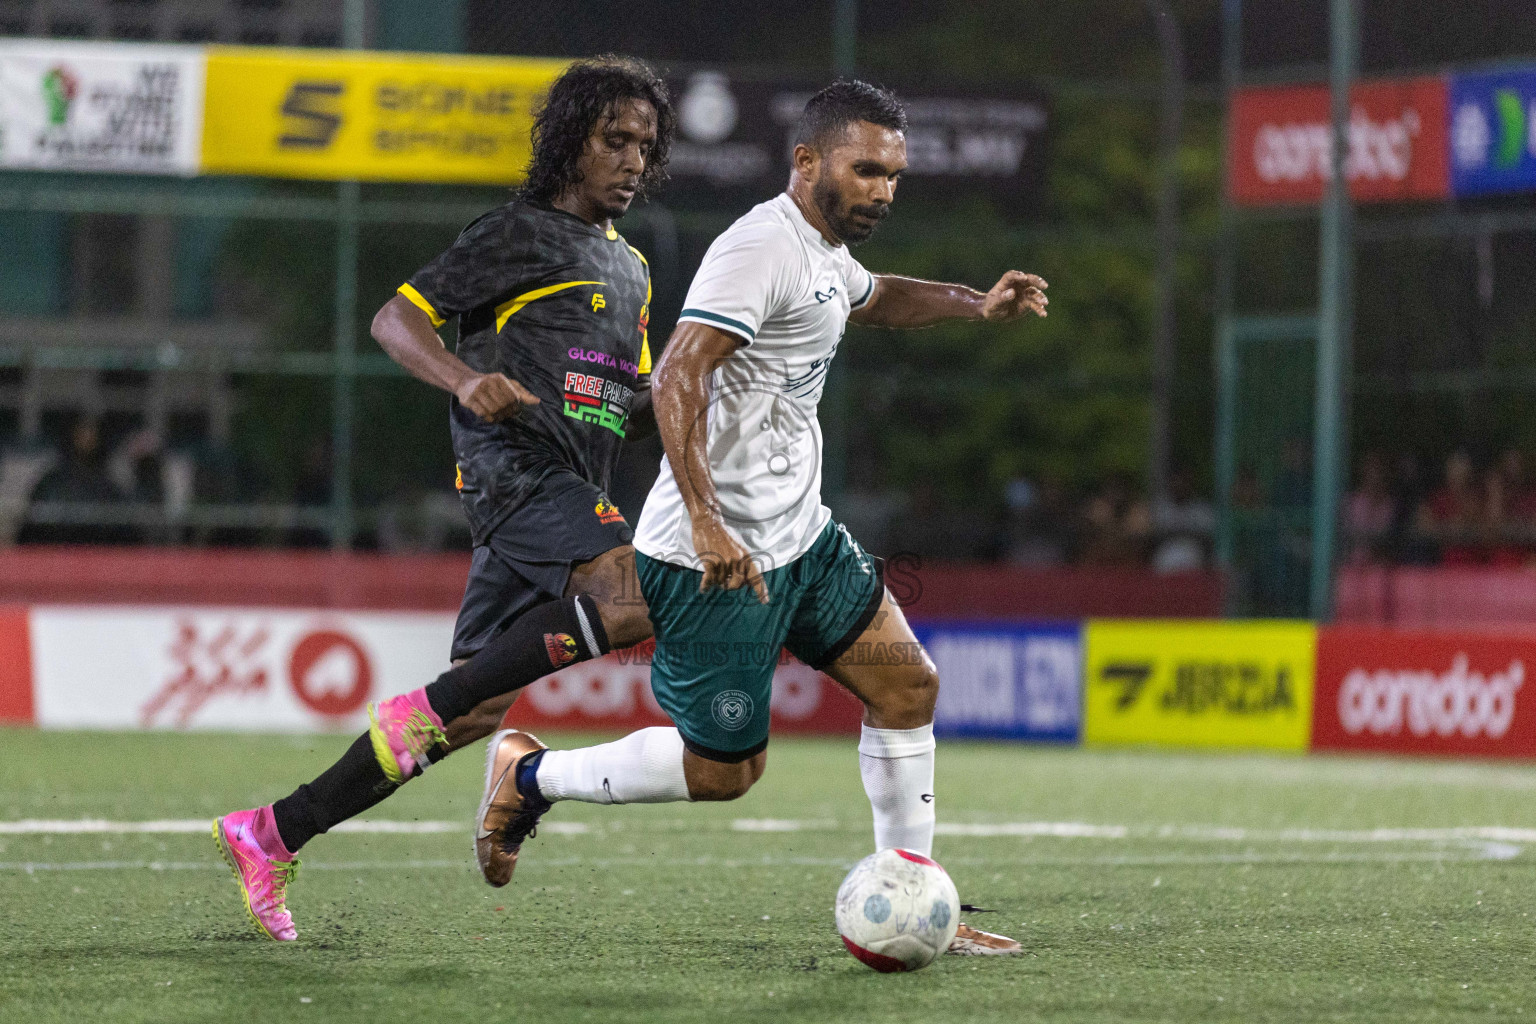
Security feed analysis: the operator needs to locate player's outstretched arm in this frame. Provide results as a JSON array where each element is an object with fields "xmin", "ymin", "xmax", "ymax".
[
  {"xmin": 653, "ymin": 321, "xmax": 770, "ymax": 603},
  {"xmin": 848, "ymin": 270, "xmax": 1048, "ymax": 330},
  {"xmin": 371, "ymin": 294, "xmax": 539, "ymax": 423}
]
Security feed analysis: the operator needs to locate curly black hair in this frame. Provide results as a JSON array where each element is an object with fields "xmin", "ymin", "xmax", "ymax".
[{"xmin": 520, "ymin": 55, "xmax": 675, "ymax": 204}]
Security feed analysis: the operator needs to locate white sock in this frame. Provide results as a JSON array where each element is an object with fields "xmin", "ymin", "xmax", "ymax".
[
  {"xmin": 859, "ymin": 723, "xmax": 936, "ymax": 856},
  {"xmin": 534, "ymin": 727, "xmax": 691, "ymax": 805}
]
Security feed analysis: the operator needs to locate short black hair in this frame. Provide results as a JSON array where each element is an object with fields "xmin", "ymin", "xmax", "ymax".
[
  {"xmin": 520, "ymin": 55, "xmax": 675, "ymax": 204},
  {"xmin": 794, "ymin": 79, "xmax": 907, "ymax": 151}
]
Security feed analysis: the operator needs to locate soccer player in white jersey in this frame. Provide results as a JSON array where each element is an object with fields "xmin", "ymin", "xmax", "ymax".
[{"xmin": 476, "ymin": 80, "xmax": 1048, "ymax": 955}]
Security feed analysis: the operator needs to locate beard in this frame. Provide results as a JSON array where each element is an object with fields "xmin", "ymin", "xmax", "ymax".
[{"xmin": 812, "ymin": 176, "xmax": 888, "ymax": 245}]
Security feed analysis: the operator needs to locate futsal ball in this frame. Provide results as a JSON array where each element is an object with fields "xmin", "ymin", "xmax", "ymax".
[{"xmin": 835, "ymin": 848, "xmax": 960, "ymax": 972}]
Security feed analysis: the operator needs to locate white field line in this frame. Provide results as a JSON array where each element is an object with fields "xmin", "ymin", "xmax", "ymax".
[
  {"xmin": 3, "ymin": 817, "xmax": 1536, "ymax": 845},
  {"xmin": 0, "ymin": 848, "xmax": 1521, "ymax": 874}
]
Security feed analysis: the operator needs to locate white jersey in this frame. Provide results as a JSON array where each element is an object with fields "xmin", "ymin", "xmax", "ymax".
[{"xmin": 634, "ymin": 192, "xmax": 875, "ymax": 571}]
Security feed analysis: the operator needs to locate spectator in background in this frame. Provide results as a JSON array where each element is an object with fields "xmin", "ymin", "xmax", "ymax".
[
  {"xmin": 1077, "ymin": 475, "xmax": 1150, "ymax": 567},
  {"xmin": 1481, "ymin": 451, "xmax": 1530, "ymax": 566},
  {"xmin": 888, "ymin": 479, "xmax": 995, "ymax": 561},
  {"xmin": 1497, "ymin": 447, "xmax": 1536, "ymax": 541},
  {"xmin": 1419, "ymin": 449, "xmax": 1482, "ymax": 564},
  {"xmin": 1003, "ymin": 474, "xmax": 1073, "ymax": 567},
  {"xmin": 288, "ymin": 438, "xmax": 333, "ymax": 548},
  {"xmin": 1388, "ymin": 450, "xmax": 1436, "ymax": 565},
  {"xmin": 1150, "ymin": 468, "xmax": 1214, "ymax": 572},
  {"xmin": 1343, "ymin": 450, "xmax": 1394, "ymax": 564},
  {"xmin": 22, "ymin": 414, "xmax": 131, "ymax": 544}
]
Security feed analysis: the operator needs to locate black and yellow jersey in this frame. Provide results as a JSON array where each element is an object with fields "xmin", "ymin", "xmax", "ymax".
[{"xmin": 399, "ymin": 199, "xmax": 652, "ymax": 543}]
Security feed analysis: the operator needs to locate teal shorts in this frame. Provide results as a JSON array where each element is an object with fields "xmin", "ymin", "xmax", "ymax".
[{"xmin": 635, "ymin": 520, "xmax": 884, "ymax": 762}]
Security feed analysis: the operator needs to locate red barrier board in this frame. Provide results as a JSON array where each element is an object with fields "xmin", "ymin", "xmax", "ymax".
[
  {"xmin": 0, "ymin": 606, "xmax": 32, "ymax": 723},
  {"xmin": 1229, "ymin": 76, "xmax": 1449, "ymax": 206},
  {"xmin": 1314, "ymin": 627, "xmax": 1536, "ymax": 757},
  {"xmin": 502, "ymin": 641, "xmax": 867, "ymax": 736}
]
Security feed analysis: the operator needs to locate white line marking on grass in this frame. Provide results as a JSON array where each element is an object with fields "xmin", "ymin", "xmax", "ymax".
[
  {"xmin": 0, "ymin": 819, "xmax": 590, "ymax": 836},
  {"xmin": 2, "ymin": 817, "xmax": 1532, "ymax": 847},
  {"xmin": 0, "ymin": 848, "xmax": 1520, "ymax": 874}
]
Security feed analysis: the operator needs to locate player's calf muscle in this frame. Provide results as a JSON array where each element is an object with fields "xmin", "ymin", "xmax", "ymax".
[
  {"xmin": 444, "ymin": 690, "xmax": 521, "ymax": 752},
  {"xmin": 683, "ymin": 750, "xmax": 765, "ymax": 801},
  {"xmin": 567, "ymin": 544, "xmax": 652, "ymax": 646}
]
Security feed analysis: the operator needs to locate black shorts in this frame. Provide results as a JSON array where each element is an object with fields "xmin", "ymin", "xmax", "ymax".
[{"xmin": 450, "ymin": 471, "xmax": 634, "ymax": 660}]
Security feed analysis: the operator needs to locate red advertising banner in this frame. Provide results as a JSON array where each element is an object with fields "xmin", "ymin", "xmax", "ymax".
[
  {"xmin": 1229, "ymin": 76, "xmax": 1450, "ymax": 206},
  {"xmin": 502, "ymin": 641, "xmax": 867, "ymax": 736},
  {"xmin": 1314, "ymin": 627, "xmax": 1536, "ymax": 757}
]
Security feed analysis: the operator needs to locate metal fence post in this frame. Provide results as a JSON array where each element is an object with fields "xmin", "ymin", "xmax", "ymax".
[
  {"xmin": 1144, "ymin": 0, "xmax": 1184, "ymax": 509},
  {"xmin": 1310, "ymin": 0, "xmax": 1357, "ymax": 619},
  {"xmin": 330, "ymin": 0, "xmax": 367, "ymax": 550},
  {"xmin": 1213, "ymin": 0, "xmax": 1241, "ymax": 587}
]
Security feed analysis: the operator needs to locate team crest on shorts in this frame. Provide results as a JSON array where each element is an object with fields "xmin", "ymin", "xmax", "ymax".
[
  {"xmin": 544, "ymin": 632, "xmax": 579, "ymax": 667},
  {"xmin": 711, "ymin": 689, "xmax": 754, "ymax": 731},
  {"xmin": 594, "ymin": 497, "xmax": 625, "ymax": 525}
]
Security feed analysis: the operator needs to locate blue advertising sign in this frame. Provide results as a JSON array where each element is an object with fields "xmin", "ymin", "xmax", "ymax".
[
  {"xmin": 1451, "ymin": 68, "xmax": 1536, "ymax": 196},
  {"xmin": 911, "ymin": 621, "xmax": 1082, "ymax": 742}
]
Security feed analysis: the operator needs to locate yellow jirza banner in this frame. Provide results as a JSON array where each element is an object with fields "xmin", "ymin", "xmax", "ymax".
[
  {"xmin": 201, "ymin": 47, "xmax": 568, "ymax": 184},
  {"xmin": 1083, "ymin": 620, "xmax": 1317, "ymax": 751}
]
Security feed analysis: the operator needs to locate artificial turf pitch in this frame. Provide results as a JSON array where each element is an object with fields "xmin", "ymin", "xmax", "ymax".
[{"xmin": 3, "ymin": 731, "xmax": 1536, "ymax": 1022}]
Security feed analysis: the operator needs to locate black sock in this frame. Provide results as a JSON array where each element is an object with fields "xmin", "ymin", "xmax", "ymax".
[
  {"xmin": 271, "ymin": 733, "xmax": 397, "ymax": 853},
  {"xmin": 423, "ymin": 594, "xmax": 610, "ymax": 723}
]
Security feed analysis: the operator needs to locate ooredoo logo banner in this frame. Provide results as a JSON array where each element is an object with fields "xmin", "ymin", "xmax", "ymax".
[
  {"xmin": 1228, "ymin": 76, "xmax": 1450, "ymax": 206},
  {"xmin": 1083, "ymin": 620, "xmax": 1316, "ymax": 751},
  {"xmin": 1314, "ymin": 627, "xmax": 1536, "ymax": 757}
]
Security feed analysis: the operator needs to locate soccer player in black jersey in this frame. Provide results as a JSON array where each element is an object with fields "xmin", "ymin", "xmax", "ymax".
[{"xmin": 213, "ymin": 56, "xmax": 674, "ymax": 942}]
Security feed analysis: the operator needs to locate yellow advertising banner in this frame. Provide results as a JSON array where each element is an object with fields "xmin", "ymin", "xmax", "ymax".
[
  {"xmin": 201, "ymin": 47, "xmax": 568, "ymax": 184},
  {"xmin": 1083, "ymin": 620, "xmax": 1317, "ymax": 751}
]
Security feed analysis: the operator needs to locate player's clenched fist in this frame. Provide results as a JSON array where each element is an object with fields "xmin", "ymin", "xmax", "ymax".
[
  {"xmin": 693, "ymin": 516, "xmax": 771, "ymax": 604},
  {"xmin": 981, "ymin": 270, "xmax": 1048, "ymax": 322},
  {"xmin": 455, "ymin": 372, "xmax": 540, "ymax": 423}
]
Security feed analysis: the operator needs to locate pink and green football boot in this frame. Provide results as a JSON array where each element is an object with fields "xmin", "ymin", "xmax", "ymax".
[
  {"xmin": 368, "ymin": 688, "xmax": 449, "ymax": 785},
  {"xmin": 212, "ymin": 807, "xmax": 300, "ymax": 941}
]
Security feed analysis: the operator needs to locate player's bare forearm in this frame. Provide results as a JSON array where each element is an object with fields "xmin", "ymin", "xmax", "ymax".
[
  {"xmin": 372, "ymin": 294, "xmax": 539, "ymax": 423},
  {"xmin": 625, "ymin": 379, "xmax": 657, "ymax": 441},
  {"xmin": 653, "ymin": 321, "xmax": 770, "ymax": 601},
  {"xmin": 653, "ymin": 322, "xmax": 736, "ymax": 524},
  {"xmin": 849, "ymin": 270, "xmax": 1048, "ymax": 329},
  {"xmin": 372, "ymin": 294, "xmax": 476, "ymax": 395}
]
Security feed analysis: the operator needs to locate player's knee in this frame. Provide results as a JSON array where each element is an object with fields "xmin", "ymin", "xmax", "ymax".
[{"xmin": 867, "ymin": 664, "xmax": 939, "ymax": 727}]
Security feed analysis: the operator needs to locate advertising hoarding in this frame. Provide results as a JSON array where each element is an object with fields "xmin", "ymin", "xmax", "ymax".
[
  {"xmin": 13, "ymin": 608, "xmax": 866, "ymax": 735},
  {"xmin": 912, "ymin": 621, "xmax": 1081, "ymax": 742},
  {"xmin": 1450, "ymin": 68, "xmax": 1536, "ymax": 197},
  {"xmin": 0, "ymin": 39, "xmax": 204, "ymax": 175},
  {"xmin": 665, "ymin": 70, "xmax": 1050, "ymax": 210},
  {"xmin": 1228, "ymin": 76, "xmax": 1449, "ymax": 206},
  {"xmin": 1314, "ymin": 626, "xmax": 1536, "ymax": 758},
  {"xmin": 1083, "ymin": 620, "xmax": 1316, "ymax": 751},
  {"xmin": 29, "ymin": 606, "xmax": 456, "ymax": 731},
  {"xmin": 200, "ymin": 47, "xmax": 567, "ymax": 183}
]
